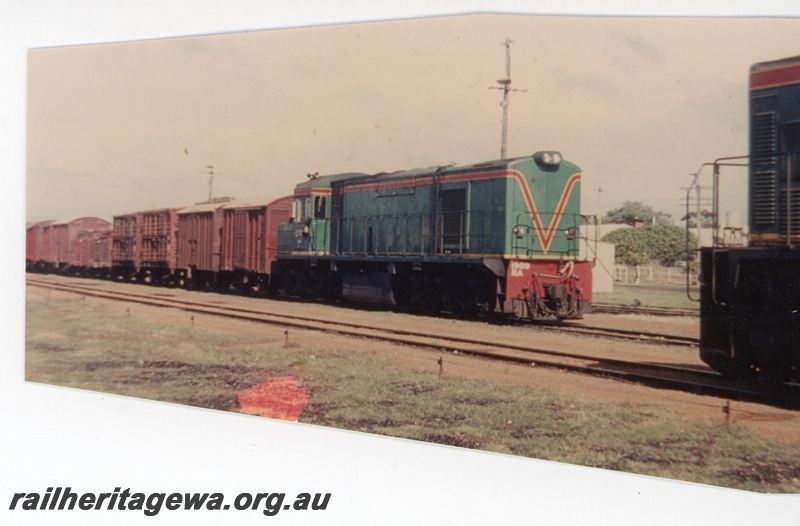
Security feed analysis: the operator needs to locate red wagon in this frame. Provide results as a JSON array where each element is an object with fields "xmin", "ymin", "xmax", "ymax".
[
  {"xmin": 112, "ymin": 208, "xmax": 180, "ymax": 283},
  {"xmin": 25, "ymin": 220, "xmax": 53, "ymax": 271},
  {"xmin": 218, "ymin": 196, "xmax": 292, "ymax": 292},
  {"xmin": 49, "ymin": 216, "xmax": 111, "ymax": 272},
  {"xmin": 176, "ymin": 200, "xmax": 229, "ymax": 290}
]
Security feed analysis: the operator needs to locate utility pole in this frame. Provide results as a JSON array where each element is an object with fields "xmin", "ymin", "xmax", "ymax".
[
  {"xmin": 682, "ymin": 173, "xmax": 711, "ymax": 246},
  {"xmin": 204, "ymin": 165, "xmax": 215, "ymax": 201},
  {"xmin": 596, "ymin": 186, "xmax": 606, "ymax": 225},
  {"xmin": 490, "ymin": 38, "xmax": 526, "ymax": 160},
  {"xmin": 696, "ymin": 175, "xmax": 702, "ymax": 247}
]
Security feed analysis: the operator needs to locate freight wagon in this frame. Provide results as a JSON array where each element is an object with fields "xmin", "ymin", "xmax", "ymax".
[
  {"xmin": 30, "ymin": 217, "xmax": 111, "ymax": 274},
  {"xmin": 218, "ymin": 197, "xmax": 292, "ymax": 293},
  {"xmin": 25, "ymin": 220, "xmax": 53, "ymax": 271},
  {"xmin": 111, "ymin": 208, "xmax": 181, "ymax": 284}
]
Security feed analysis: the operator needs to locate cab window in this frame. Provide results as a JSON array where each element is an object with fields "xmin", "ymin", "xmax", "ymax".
[
  {"xmin": 292, "ymin": 198, "xmax": 310, "ymax": 222},
  {"xmin": 314, "ymin": 196, "xmax": 327, "ymax": 220}
]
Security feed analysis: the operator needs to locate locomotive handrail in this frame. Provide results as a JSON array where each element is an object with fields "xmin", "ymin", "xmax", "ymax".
[
  {"xmin": 711, "ymin": 249, "xmax": 727, "ymax": 306},
  {"xmin": 328, "ymin": 211, "xmax": 489, "ymax": 258},
  {"xmin": 510, "ymin": 211, "xmax": 581, "ymax": 258},
  {"xmin": 685, "ymin": 156, "xmax": 749, "ymax": 302}
]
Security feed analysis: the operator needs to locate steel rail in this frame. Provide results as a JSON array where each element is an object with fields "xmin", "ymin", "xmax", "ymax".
[
  {"xmin": 29, "ymin": 277, "xmax": 696, "ymax": 349},
  {"xmin": 591, "ymin": 303, "xmax": 699, "ymax": 317},
  {"xmin": 28, "ymin": 276, "xmax": 798, "ymax": 409},
  {"xmin": 28, "ymin": 277, "xmax": 698, "ymax": 347}
]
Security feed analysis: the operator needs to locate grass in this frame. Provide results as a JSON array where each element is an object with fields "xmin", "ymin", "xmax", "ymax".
[
  {"xmin": 25, "ymin": 294, "xmax": 800, "ymax": 492},
  {"xmin": 594, "ymin": 282, "xmax": 700, "ymax": 310}
]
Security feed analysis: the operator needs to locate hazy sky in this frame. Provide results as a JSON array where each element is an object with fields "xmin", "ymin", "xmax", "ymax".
[{"xmin": 25, "ymin": 15, "xmax": 800, "ymax": 226}]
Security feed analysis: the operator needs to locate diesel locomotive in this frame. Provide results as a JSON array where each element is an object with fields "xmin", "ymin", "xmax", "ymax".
[
  {"xmin": 699, "ymin": 56, "xmax": 800, "ymax": 382},
  {"xmin": 273, "ymin": 152, "xmax": 592, "ymax": 320}
]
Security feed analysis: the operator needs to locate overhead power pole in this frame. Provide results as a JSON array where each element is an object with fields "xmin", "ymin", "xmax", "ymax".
[
  {"xmin": 596, "ymin": 186, "xmax": 606, "ymax": 225},
  {"xmin": 490, "ymin": 38, "xmax": 526, "ymax": 160},
  {"xmin": 204, "ymin": 165, "xmax": 215, "ymax": 201}
]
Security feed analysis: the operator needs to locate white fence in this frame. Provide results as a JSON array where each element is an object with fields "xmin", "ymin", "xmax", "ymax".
[{"xmin": 613, "ymin": 265, "xmax": 697, "ymax": 284}]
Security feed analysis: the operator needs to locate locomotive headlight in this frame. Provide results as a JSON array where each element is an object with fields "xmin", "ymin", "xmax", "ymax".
[
  {"xmin": 564, "ymin": 228, "xmax": 576, "ymax": 239},
  {"xmin": 533, "ymin": 151, "xmax": 563, "ymax": 168}
]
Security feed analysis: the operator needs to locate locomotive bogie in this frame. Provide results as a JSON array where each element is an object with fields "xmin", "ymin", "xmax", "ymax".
[{"xmin": 273, "ymin": 257, "xmax": 498, "ymax": 314}]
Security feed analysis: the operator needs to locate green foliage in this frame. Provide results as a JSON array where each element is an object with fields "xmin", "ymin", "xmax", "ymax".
[
  {"xmin": 603, "ymin": 201, "xmax": 672, "ymax": 226},
  {"xmin": 603, "ymin": 224, "xmax": 697, "ymax": 267}
]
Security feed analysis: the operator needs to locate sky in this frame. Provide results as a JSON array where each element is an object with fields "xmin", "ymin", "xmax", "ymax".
[{"xmin": 24, "ymin": 13, "xmax": 800, "ymax": 226}]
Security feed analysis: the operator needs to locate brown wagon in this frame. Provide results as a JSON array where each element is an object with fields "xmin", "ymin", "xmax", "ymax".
[
  {"xmin": 218, "ymin": 196, "xmax": 292, "ymax": 292},
  {"xmin": 111, "ymin": 208, "xmax": 181, "ymax": 284},
  {"xmin": 49, "ymin": 216, "xmax": 111, "ymax": 272}
]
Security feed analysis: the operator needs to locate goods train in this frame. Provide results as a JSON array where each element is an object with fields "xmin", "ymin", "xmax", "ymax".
[
  {"xmin": 699, "ymin": 56, "xmax": 800, "ymax": 382},
  {"xmin": 26, "ymin": 152, "xmax": 592, "ymax": 321}
]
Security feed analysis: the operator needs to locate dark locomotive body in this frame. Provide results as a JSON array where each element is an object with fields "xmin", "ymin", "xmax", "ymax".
[{"xmin": 699, "ymin": 56, "xmax": 800, "ymax": 382}]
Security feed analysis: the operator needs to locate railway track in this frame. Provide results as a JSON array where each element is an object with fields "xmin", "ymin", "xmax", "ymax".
[
  {"xmin": 536, "ymin": 320, "xmax": 698, "ymax": 347},
  {"xmin": 592, "ymin": 303, "xmax": 699, "ymax": 317},
  {"xmin": 27, "ymin": 276, "xmax": 798, "ymax": 409},
  {"xmin": 28, "ymin": 276, "xmax": 697, "ymax": 347}
]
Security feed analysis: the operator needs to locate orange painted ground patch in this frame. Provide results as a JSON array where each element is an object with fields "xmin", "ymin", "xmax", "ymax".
[{"xmin": 238, "ymin": 377, "xmax": 309, "ymax": 421}]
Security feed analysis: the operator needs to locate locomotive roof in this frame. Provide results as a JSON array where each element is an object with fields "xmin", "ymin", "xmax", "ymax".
[
  {"xmin": 293, "ymin": 153, "xmax": 579, "ymax": 193},
  {"xmin": 294, "ymin": 172, "xmax": 371, "ymax": 192},
  {"xmin": 333, "ymin": 154, "xmax": 578, "ymax": 187},
  {"xmin": 751, "ymin": 55, "xmax": 800, "ymax": 72}
]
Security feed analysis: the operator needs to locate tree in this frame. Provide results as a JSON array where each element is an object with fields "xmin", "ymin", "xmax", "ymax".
[
  {"xmin": 603, "ymin": 201, "xmax": 672, "ymax": 226},
  {"xmin": 602, "ymin": 224, "xmax": 696, "ymax": 267}
]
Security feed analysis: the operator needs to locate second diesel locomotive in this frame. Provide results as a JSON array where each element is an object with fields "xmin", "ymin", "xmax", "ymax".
[
  {"xmin": 700, "ymin": 56, "xmax": 800, "ymax": 382},
  {"xmin": 274, "ymin": 151, "xmax": 592, "ymax": 320}
]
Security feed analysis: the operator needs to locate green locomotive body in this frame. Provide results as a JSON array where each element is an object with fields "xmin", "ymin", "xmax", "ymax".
[{"xmin": 276, "ymin": 152, "xmax": 591, "ymax": 320}]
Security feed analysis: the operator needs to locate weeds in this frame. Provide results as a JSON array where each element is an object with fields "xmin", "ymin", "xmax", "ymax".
[{"xmin": 25, "ymin": 294, "xmax": 800, "ymax": 492}]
